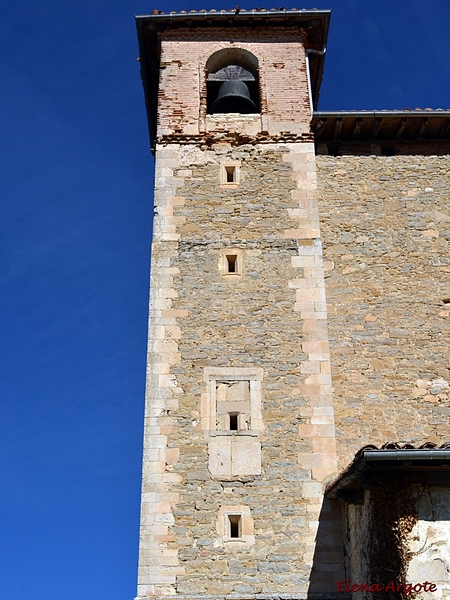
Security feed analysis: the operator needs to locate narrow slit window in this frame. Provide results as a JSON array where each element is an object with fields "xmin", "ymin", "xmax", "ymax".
[
  {"xmin": 226, "ymin": 254, "xmax": 237, "ymax": 273},
  {"xmin": 228, "ymin": 515, "xmax": 241, "ymax": 539},
  {"xmin": 225, "ymin": 166, "xmax": 235, "ymax": 183},
  {"xmin": 220, "ymin": 163, "xmax": 240, "ymax": 187},
  {"xmin": 229, "ymin": 413, "xmax": 239, "ymax": 431}
]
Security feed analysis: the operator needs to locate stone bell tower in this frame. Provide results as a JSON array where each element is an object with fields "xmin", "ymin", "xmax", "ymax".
[{"xmin": 135, "ymin": 9, "xmax": 343, "ymax": 600}]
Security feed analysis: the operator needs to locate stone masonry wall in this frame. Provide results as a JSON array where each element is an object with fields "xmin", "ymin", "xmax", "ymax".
[
  {"xmin": 136, "ymin": 142, "xmax": 343, "ymax": 599},
  {"xmin": 316, "ymin": 155, "xmax": 450, "ymax": 469}
]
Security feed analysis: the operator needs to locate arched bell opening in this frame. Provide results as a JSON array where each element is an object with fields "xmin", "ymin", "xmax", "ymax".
[{"xmin": 206, "ymin": 49, "xmax": 260, "ymax": 115}]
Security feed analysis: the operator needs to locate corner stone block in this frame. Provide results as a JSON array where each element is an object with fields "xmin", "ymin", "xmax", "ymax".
[
  {"xmin": 208, "ymin": 437, "xmax": 232, "ymax": 477},
  {"xmin": 232, "ymin": 438, "xmax": 262, "ymax": 475},
  {"xmin": 302, "ymin": 481, "xmax": 323, "ymax": 498},
  {"xmin": 299, "ymin": 424, "xmax": 335, "ymax": 438}
]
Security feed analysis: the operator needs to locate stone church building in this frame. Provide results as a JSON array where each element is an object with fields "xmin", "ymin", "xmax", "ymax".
[{"xmin": 134, "ymin": 8, "xmax": 450, "ymax": 600}]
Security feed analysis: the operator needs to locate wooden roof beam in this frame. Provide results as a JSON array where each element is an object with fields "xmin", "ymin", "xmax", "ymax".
[
  {"xmin": 372, "ymin": 118, "xmax": 382, "ymax": 139},
  {"xmin": 351, "ymin": 118, "xmax": 363, "ymax": 140},
  {"xmin": 418, "ymin": 118, "xmax": 429, "ymax": 140},
  {"xmin": 314, "ymin": 118, "xmax": 327, "ymax": 137},
  {"xmin": 439, "ymin": 119, "xmax": 450, "ymax": 139},
  {"xmin": 333, "ymin": 118, "xmax": 343, "ymax": 140},
  {"xmin": 395, "ymin": 118, "xmax": 408, "ymax": 139}
]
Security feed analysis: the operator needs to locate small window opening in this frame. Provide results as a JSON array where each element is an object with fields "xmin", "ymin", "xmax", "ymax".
[
  {"xmin": 225, "ymin": 166, "xmax": 235, "ymax": 183},
  {"xmin": 226, "ymin": 254, "xmax": 237, "ymax": 273},
  {"xmin": 228, "ymin": 514, "xmax": 241, "ymax": 538},
  {"xmin": 229, "ymin": 413, "xmax": 239, "ymax": 431}
]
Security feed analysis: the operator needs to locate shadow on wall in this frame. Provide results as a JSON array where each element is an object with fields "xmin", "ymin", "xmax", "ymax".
[{"xmin": 307, "ymin": 496, "xmax": 349, "ymax": 600}]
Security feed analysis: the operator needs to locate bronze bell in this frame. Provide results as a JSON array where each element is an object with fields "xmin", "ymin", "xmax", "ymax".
[{"xmin": 211, "ymin": 80, "xmax": 256, "ymax": 114}]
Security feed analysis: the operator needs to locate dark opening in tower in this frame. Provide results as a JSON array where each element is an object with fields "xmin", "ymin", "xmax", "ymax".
[
  {"xmin": 228, "ymin": 514, "xmax": 242, "ymax": 538},
  {"xmin": 206, "ymin": 49, "xmax": 260, "ymax": 114},
  {"xmin": 229, "ymin": 413, "xmax": 239, "ymax": 430}
]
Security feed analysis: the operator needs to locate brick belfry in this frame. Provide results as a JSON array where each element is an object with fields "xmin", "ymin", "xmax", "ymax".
[{"xmin": 135, "ymin": 7, "xmax": 450, "ymax": 600}]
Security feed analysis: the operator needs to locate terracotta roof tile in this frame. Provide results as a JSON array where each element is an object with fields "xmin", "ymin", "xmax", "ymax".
[
  {"xmin": 326, "ymin": 442, "xmax": 450, "ymax": 499},
  {"xmin": 149, "ymin": 7, "xmax": 322, "ymax": 15}
]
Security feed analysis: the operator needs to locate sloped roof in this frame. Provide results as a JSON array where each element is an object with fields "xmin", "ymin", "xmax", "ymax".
[
  {"xmin": 326, "ymin": 442, "xmax": 450, "ymax": 503},
  {"xmin": 312, "ymin": 109, "xmax": 450, "ymax": 144}
]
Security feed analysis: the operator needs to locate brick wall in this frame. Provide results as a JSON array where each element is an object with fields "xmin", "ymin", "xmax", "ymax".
[{"xmin": 157, "ymin": 27, "xmax": 311, "ymax": 139}]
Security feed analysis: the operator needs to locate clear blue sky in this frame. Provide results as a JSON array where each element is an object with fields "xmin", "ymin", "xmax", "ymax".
[{"xmin": 1, "ymin": 1, "xmax": 449, "ymax": 599}]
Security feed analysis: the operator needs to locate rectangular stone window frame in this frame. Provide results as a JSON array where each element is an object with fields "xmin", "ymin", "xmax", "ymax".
[
  {"xmin": 220, "ymin": 160, "xmax": 241, "ymax": 188},
  {"xmin": 220, "ymin": 248, "xmax": 243, "ymax": 277},
  {"xmin": 201, "ymin": 367, "xmax": 264, "ymax": 433},
  {"xmin": 217, "ymin": 506, "xmax": 255, "ymax": 546}
]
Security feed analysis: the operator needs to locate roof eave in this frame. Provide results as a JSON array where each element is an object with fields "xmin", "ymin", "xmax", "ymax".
[
  {"xmin": 314, "ymin": 110, "xmax": 450, "ymax": 118},
  {"xmin": 326, "ymin": 449, "xmax": 450, "ymax": 502}
]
